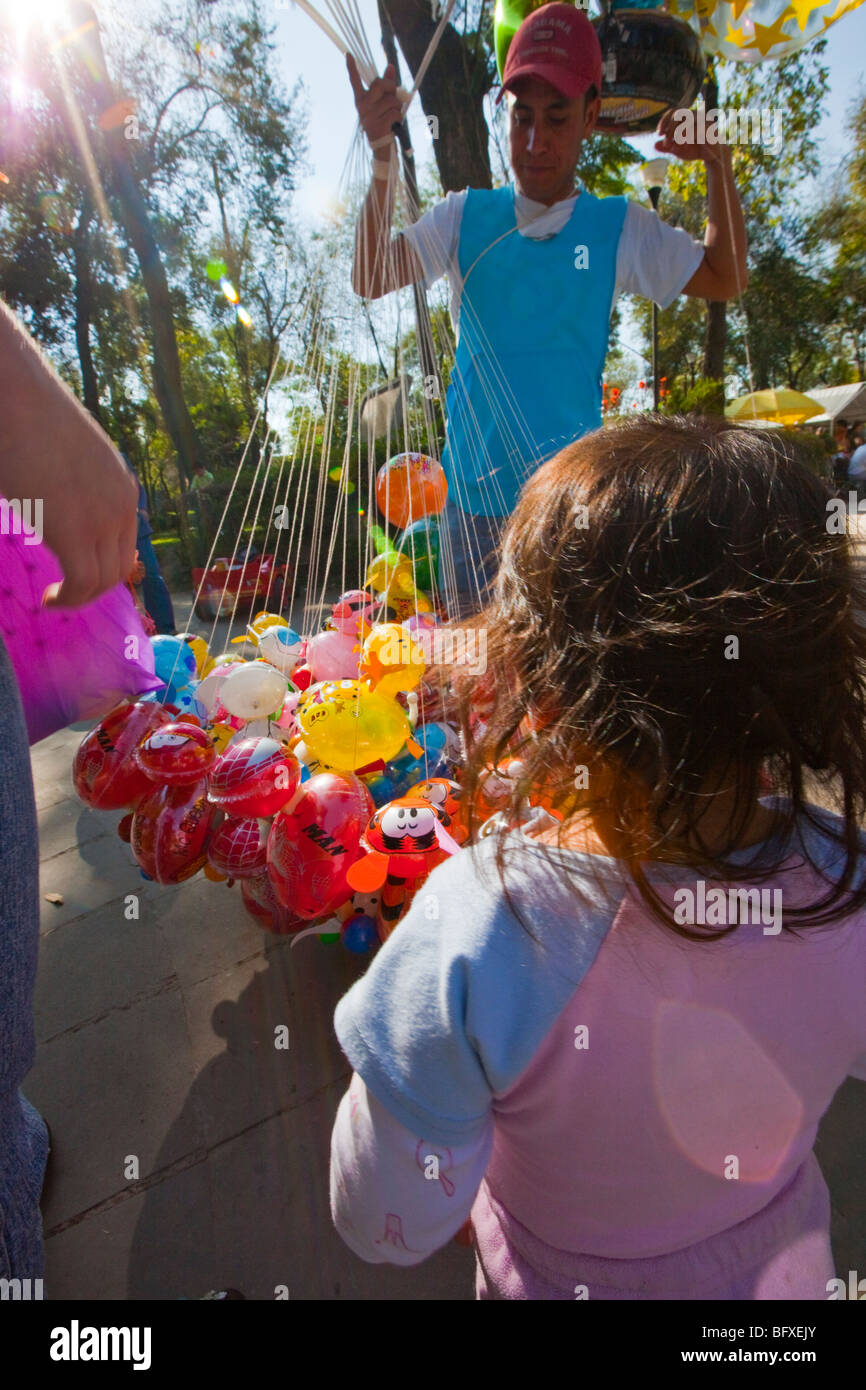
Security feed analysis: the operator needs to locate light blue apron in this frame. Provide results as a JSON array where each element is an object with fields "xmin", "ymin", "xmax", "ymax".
[{"xmin": 440, "ymin": 184, "xmax": 628, "ymax": 518}]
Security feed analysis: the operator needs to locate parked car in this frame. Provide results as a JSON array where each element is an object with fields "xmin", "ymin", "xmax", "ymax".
[{"xmin": 191, "ymin": 552, "xmax": 292, "ymax": 622}]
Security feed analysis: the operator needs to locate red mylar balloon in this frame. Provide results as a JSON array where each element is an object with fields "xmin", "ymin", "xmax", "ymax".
[
  {"xmin": 267, "ymin": 773, "xmax": 374, "ymax": 920},
  {"xmin": 241, "ymin": 871, "xmax": 310, "ymax": 935},
  {"xmin": 208, "ymin": 816, "xmax": 268, "ymax": 878},
  {"xmin": 135, "ymin": 722, "xmax": 216, "ymax": 786},
  {"xmin": 130, "ymin": 777, "xmax": 220, "ymax": 884},
  {"xmin": 207, "ymin": 737, "xmax": 301, "ymax": 818},
  {"xmin": 73, "ymin": 699, "xmax": 175, "ymax": 811}
]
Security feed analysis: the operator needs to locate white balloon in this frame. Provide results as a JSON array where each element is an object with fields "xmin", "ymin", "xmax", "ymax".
[
  {"xmin": 220, "ymin": 661, "xmax": 288, "ymax": 720},
  {"xmin": 195, "ymin": 670, "xmax": 228, "ymax": 716},
  {"xmin": 258, "ymin": 625, "xmax": 304, "ymax": 675}
]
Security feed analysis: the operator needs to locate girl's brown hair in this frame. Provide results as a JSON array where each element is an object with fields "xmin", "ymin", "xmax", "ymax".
[{"xmin": 453, "ymin": 414, "xmax": 866, "ymax": 938}]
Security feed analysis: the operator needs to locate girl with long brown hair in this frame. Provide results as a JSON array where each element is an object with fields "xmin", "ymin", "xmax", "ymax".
[{"xmin": 330, "ymin": 415, "xmax": 866, "ymax": 1300}]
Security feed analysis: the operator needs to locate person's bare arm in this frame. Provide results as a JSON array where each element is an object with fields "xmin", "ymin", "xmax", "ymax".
[
  {"xmin": 653, "ymin": 112, "xmax": 748, "ymax": 302},
  {"xmin": 346, "ymin": 55, "xmax": 424, "ymax": 300},
  {"xmin": 0, "ymin": 299, "xmax": 138, "ymax": 607}
]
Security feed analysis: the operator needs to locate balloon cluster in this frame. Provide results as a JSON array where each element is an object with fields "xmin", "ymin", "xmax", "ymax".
[{"xmin": 70, "ymin": 451, "xmax": 491, "ymax": 951}]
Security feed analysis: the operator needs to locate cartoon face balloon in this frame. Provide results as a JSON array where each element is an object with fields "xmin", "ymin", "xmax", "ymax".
[
  {"xmin": 375, "ymin": 453, "xmax": 448, "ymax": 530},
  {"xmin": 135, "ymin": 722, "xmax": 217, "ymax": 785},
  {"xmin": 361, "ymin": 624, "xmax": 426, "ymax": 699},
  {"xmin": 346, "ymin": 795, "xmax": 462, "ymax": 894},
  {"xmin": 407, "ymin": 777, "xmax": 465, "ymax": 837},
  {"xmin": 73, "ymin": 700, "xmax": 175, "ymax": 811},
  {"xmin": 257, "ymin": 624, "xmax": 304, "ymax": 675},
  {"xmin": 296, "ymin": 680, "xmax": 416, "ymax": 773}
]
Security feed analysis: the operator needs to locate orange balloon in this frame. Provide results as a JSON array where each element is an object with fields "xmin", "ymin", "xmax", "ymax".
[{"xmin": 376, "ymin": 453, "xmax": 448, "ymax": 529}]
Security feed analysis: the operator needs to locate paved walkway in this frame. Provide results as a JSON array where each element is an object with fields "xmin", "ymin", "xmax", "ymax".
[{"xmin": 24, "ymin": 592, "xmax": 866, "ymax": 1299}]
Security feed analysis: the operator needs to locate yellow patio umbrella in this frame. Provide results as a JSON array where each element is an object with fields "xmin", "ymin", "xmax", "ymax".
[{"xmin": 725, "ymin": 389, "xmax": 823, "ymax": 425}]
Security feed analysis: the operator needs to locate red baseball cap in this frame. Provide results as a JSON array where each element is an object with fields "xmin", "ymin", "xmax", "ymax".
[{"xmin": 496, "ymin": 3, "xmax": 603, "ymax": 105}]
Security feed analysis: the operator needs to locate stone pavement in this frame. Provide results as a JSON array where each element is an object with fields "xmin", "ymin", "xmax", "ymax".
[
  {"xmin": 23, "ymin": 594, "xmax": 866, "ymax": 1300},
  {"xmin": 29, "ymin": 720, "xmax": 473, "ymax": 1300}
]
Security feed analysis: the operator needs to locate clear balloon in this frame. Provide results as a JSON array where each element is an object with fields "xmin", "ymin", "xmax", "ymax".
[{"xmin": 219, "ymin": 661, "xmax": 288, "ymax": 720}]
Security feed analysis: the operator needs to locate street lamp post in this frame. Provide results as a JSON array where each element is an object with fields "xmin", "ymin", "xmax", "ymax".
[{"xmin": 640, "ymin": 158, "xmax": 670, "ymax": 412}]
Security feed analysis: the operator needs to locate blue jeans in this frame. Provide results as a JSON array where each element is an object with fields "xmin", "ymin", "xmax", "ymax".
[
  {"xmin": 0, "ymin": 635, "xmax": 48, "ymax": 1281},
  {"xmin": 437, "ymin": 500, "xmax": 504, "ymax": 621},
  {"xmin": 138, "ymin": 531, "xmax": 176, "ymax": 635}
]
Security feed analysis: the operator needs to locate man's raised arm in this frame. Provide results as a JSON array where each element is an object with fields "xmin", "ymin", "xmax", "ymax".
[{"xmin": 346, "ymin": 55, "xmax": 424, "ymax": 300}]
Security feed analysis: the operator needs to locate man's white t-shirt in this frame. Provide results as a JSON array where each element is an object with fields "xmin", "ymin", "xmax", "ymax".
[{"xmin": 401, "ymin": 185, "xmax": 705, "ymax": 329}]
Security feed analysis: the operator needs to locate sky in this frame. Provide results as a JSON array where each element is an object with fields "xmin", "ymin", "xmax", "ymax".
[{"xmin": 270, "ymin": 0, "xmax": 866, "ymax": 224}]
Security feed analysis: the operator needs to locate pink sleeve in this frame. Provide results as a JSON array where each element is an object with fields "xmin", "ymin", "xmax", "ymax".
[{"xmin": 329, "ymin": 1072, "xmax": 493, "ymax": 1265}]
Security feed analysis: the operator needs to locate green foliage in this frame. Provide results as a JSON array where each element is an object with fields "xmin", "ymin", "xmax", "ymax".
[{"xmin": 661, "ymin": 377, "xmax": 725, "ymax": 417}]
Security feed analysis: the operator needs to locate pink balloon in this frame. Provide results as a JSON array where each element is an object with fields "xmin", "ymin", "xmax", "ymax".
[{"xmin": 306, "ymin": 628, "xmax": 363, "ymax": 682}]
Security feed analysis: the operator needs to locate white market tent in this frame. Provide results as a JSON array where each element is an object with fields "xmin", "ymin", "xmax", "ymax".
[{"xmin": 802, "ymin": 383, "xmax": 866, "ymax": 426}]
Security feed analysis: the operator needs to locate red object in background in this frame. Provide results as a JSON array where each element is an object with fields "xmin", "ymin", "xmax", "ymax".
[
  {"xmin": 240, "ymin": 872, "xmax": 310, "ymax": 935},
  {"xmin": 207, "ymin": 737, "xmax": 301, "ymax": 818},
  {"xmin": 191, "ymin": 554, "xmax": 292, "ymax": 623},
  {"xmin": 267, "ymin": 773, "xmax": 374, "ymax": 920},
  {"xmin": 135, "ymin": 722, "xmax": 216, "ymax": 786},
  {"xmin": 73, "ymin": 700, "xmax": 174, "ymax": 811},
  {"xmin": 130, "ymin": 777, "xmax": 220, "ymax": 884},
  {"xmin": 291, "ymin": 665, "xmax": 313, "ymax": 691},
  {"xmin": 208, "ymin": 816, "xmax": 269, "ymax": 878}
]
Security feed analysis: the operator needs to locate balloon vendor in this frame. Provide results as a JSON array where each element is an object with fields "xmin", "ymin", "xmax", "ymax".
[{"xmin": 347, "ymin": 2, "xmax": 747, "ymax": 617}]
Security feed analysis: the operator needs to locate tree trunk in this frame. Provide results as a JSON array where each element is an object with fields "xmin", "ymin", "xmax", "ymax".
[
  {"xmin": 67, "ymin": 3, "xmax": 203, "ymax": 502},
  {"xmin": 71, "ymin": 196, "xmax": 102, "ymax": 423},
  {"xmin": 382, "ymin": 0, "xmax": 493, "ymax": 193},
  {"xmin": 703, "ymin": 300, "xmax": 727, "ymax": 381}
]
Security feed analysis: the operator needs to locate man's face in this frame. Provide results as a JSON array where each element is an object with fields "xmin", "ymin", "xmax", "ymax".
[{"xmin": 507, "ymin": 76, "xmax": 600, "ymax": 206}]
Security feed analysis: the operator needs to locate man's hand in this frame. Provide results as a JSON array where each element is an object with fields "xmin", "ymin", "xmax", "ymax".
[
  {"xmin": 651, "ymin": 109, "xmax": 748, "ymax": 302},
  {"xmin": 654, "ymin": 107, "xmax": 732, "ymax": 167},
  {"xmin": 346, "ymin": 55, "xmax": 402, "ymax": 148},
  {"xmin": 0, "ymin": 301, "xmax": 139, "ymax": 609}
]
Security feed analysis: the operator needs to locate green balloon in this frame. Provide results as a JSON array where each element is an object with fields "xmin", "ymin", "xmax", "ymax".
[
  {"xmin": 319, "ymin": 932, "xmax": 341, "ymax": 945},
  {"xmin": 369, "ymin": 523, "xmax": 400, "ymax": 559},
  {"xmin": 206, "ymin": 258, "xmax": 228, "ymax": 282},
  {"xmin": 494, "ymin": 0, "xmax": 561, "ymax": 81},
  {"xmin": 396, "ymin": 517, "xmax": 440, "ymax": 593}
]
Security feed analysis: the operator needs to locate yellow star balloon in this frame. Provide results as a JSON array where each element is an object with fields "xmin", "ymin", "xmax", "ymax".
[{"xmin": 676, "ymin": 0, "xmax": 862, "ymax": 60}]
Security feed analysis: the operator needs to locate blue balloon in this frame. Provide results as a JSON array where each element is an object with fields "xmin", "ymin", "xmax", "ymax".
[
  {"xmin": 364, "ymin": 772, "xmax": 399, "ymax": 807},
  {"xmin": 342, "ymin": 915, "xmax": 378, "ymax": 954},
  {"xmin": 151, "ymin": 635, "xmax": 196, "ymax": 687}
]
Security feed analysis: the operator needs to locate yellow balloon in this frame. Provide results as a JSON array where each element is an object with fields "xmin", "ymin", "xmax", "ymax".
[
  {"xmin": 183, "ymin": 635, "xmax": 209, "ymax": 675},
  {"xmin": 209, "ymin": 721, "xmax": 236, "ymax": 753},
  {"xmin": 297, "ymin": 679, "xmax": 412, "ymax": 772},
  {"xmin": 230, "ymin": 611, "xmax": 288, "ymax": 647},
  {"xmin": 361, "ymin": 623, "xmax": 426, "ymax": 699}
]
